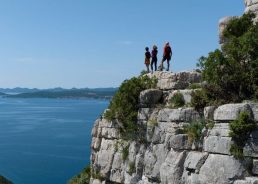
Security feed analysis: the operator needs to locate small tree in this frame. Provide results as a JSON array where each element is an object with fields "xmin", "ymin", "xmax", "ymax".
[{"xmin": 195, "ymin": 12, "xmax": 258, "ymax": 106}]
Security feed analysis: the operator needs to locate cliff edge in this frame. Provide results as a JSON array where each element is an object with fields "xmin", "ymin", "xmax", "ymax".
[{"xmin": 89, "ymin": 71, "xmax": 258, "ymax": 184}]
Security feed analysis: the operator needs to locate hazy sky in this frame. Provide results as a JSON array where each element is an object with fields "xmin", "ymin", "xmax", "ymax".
[{"xmin": 0, "ymin": 0, "xmax": 244, "ymax": 88}]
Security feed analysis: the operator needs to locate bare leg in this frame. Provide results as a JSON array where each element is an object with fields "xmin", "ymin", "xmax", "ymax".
[{"xmin": 146, "ymin": 64, "xmax": 150, "ymax": 73}]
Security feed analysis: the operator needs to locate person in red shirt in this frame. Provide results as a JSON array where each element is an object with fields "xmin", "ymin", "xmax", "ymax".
[{"xmin": 159, "ymin": 42, "xmax": 172, "ymax": 71}]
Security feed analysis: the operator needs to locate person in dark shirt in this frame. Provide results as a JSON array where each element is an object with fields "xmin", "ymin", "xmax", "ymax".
[
  {"xmin": 145, "ymin": 47, "xmax": 151, "ymax": 73},
  {"xmin": 159, "ymin": 42, "xmax": 172, "ymax": 71},
  {"xmin": 151, "ymin": 45, "xmax": 158, "ymax": 72}
]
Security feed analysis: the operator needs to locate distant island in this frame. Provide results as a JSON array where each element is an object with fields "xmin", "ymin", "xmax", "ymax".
[{"xmin": 0, "ymin": 88, "xmax": 117, "ymax": 99}]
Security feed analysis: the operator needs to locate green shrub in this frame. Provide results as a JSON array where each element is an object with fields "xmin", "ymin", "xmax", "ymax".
[
  {"xmin": 229, "ymin": 111, "xmax": 256, "ymax": 159},
  {"xmin": 104, "ymin": 75, "xmax": 157, "ymax": 137},
  {"xmin": 140, "ymin": 70, "xmax": 149, "ymax": 76},
  {"xmin": 68, "ymin": 165, "xmax": 91, "ymax": 184},
  {"xmin": 197, "ymin": 12, "xmax": 258, "ymax": 103},
  {"xmin": 169, "ymin": 92, "xmax": 185, "ymax": 108},
  {"xmin": 183, "ymin": 119, "xmax": 205, "ymax": 144},
  {"xmin": 147, "ymin": 119, "xmax": 158, "ymax": 127},
  {"xmin": 122, "ymin": 145, "xmax": 129, "ymax": 161},
  {"xmin": 206, "ymin": 120, "xmax": 215, "ymax": 129},
  {"xmin": 188, "ymin": 83, "xmax": 201, "ymax": 89},
  {"xmin": 128, "ymin": 162, "xmax": 136, "ymax": 175},
  {"xmin": 230, "ymin": 144, "xmax": 244, "ymax": 160},
  {"xmin": 190, "ymin": 89, "xmax": 209, "ymax": 112}
]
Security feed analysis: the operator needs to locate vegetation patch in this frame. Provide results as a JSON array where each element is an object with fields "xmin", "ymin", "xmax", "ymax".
[
  {"xmin": 206, "ymin": 120, "xmax": 215, "ymax": 129},
  {"xmin": 194, "ymin": 12, "xmax": 258, "ymax": 108},
  {"xmin": 122, "ymin": 144, "xmax": 130, "ymax": 161},
  {"xmin": 147, "ymin": 119, "xmax": 158, "ymax": 127},
  {"xmin": 183, "ymin": 119, "xmax": 205, "ymax": 144},
  {"xmin": 169, "ymin": 92, "xmax": 185, "ymax": 108},
  {"xmin": 229, "ymin": 111, "xmax": 256, "ymax": 159},
  {"xmin": 188, "ymin": 83, "xmax": 201, "ymax": 89},
  {"xmin": 190, "ymin": 89, "xmax": 209, "ymax": 112},
  {"xmin": 128, "ymin": 162, "xmax": 136, "ymax": 175},
  {"xmin": 104, "ymin": 75, "xmax": 157, "ymax": 139},
  {"xmin": 68, "ymin": 165, "xmax": 91, "ymax": 184}
]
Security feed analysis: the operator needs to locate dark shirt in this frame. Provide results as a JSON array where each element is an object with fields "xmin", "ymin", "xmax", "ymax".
[
  {"xmin": 152, "ymin": 49, "xmax": 158, "ymax": 59},
  {"xmin": 145, "ymin": 51, "xmax": 151, "ymax": 59}
]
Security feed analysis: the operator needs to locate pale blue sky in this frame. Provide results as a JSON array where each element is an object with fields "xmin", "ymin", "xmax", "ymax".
[{"xmin": 0, "ymin": 0, "xmax": 244, "ymax": 88}]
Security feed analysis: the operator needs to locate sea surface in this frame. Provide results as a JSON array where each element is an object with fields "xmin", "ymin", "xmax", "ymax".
[{"xmin": 0, "ymin": 97, "xmax": 109, "ymax": 184}]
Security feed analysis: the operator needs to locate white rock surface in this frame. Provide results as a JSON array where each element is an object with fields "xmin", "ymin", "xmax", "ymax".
[
  {"xmin": 214, "ymin": 103, "xmax": 253, "ymax": 121},
  {"xmin": 198, "ymin": 154, "xmax": 244, "ymax": 184}
]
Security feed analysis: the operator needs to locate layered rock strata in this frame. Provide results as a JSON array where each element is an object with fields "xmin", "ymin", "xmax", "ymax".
[{"xmin": 89, "ymin": 71, "xmax": 258, "ymax": 184}]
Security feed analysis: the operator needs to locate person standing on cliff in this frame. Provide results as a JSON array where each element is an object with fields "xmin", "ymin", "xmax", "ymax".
[
  {"xmin": 144, "ymin": 47, "xmax": 151, "ymax": 73},
  {"xmin": 151, "ymin": 45, "xmax": 158, "ymax": 72},
  {"xmin": 159, "ymin": 42, "xmax": 172, "ymax": 71}
]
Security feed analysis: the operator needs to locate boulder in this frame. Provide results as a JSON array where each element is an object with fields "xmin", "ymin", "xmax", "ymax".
[
  {"xmin": 139, "ymin": 89, "xmax": 163, "ymax": 107},
  {"xmin": 252, "ymin": 159, "xmax": 258, "ymax": 175},
  {"xmin": 157, "ymin": 108, "xmax": 200, "ymax": 122},
  {"xmin": 144, "ymin": 144, "xmax": 168, "ymax": 180},
  {"xmin": 203, "ymin": 136, "xmax": 233, "ymax": 155},
  {"xmin": 110, "ymin": 152, "xmax": 124, "ymax": 183},
  {"xmin": 208, "ymin": 123, "xmax": 230, "ymax": 137},
  {"xmin": 160, "ymin": 150, "xmax": 188, "ymax": 184},
  {"xmin": 94, "ymin": 139, "xmax": 116, "ymax": 177},
  {"xmin": 184, "ymin": 151, "xmax": 209, "ymax": 173},
  {"xmin": 198, "ymin": 154, "xmax": 244, "ymax": 184},
  {"xmin": 169, "ymin": 134, "xmax": 192, "ymax": 150},
  {"xmin": 204, "ymin": 123, "xmax": 233, "ymax": 155},
  {"xmin": 214, "ymin": 103, "xmax": 253, "ymax": 121},
  {"xmin": 147, "ymin": 71, "xmax": 201, "ymax": 90}
]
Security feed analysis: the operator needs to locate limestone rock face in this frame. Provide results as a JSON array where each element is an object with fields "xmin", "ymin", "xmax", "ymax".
[
  {"xmin": 198, "ymin": 154, "xmax": 244, "ymax": 184},
  {"xmin": 157, "ymin": 108, "xmax": 200, "ymax": 122},
  {"xmin": 139, "ymin": 89, "xmax": 163, "ymax": 107},
  {"xmin": 204, "ymin": 123, "xmax": 233, "ymax": 155},
  {"xmin": 213, "ymin": 103, "xmax": 253, "ymax": 121},
  {"xmin": 160, "ymin": 150, "xmax": 187, "ymax": 184},
  {"xmin": 89, "ymin": 70, "xmax": 258, "ymax": 184},
  {"xmin": 167, "ymin": 89, "xmax": 196, "ymax": 104},
  {"xmin": 234, "ymin": 177, "xmax": 258, "ymax": 184},
  {"xmin": 147, "ymin": 71, "xmax": 201, "ymax": 90},
  {"xmin": 245, "ymin": 0, "xmax": 258, "ymax": 21}
]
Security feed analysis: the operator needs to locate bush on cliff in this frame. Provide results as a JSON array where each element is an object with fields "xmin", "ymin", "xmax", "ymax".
[
  {"xmin": 168, "ymin": 92, "xmax": 185, "ymax": 108},
  {"xmin": 68, "ymin": 165, "xmax": 91, "ymax": 184},
  {"xmin": 183, "ymin": 119, "xmax": 205, "ymax": 144},
  {"xmin": 104, "ymin": 75, "xmax": 157, "ymax": 134},
  {"xmin": 192, "ymin": 12, "xmax": 258, "ymax": 110},
  {"xmin": 229, "ymin": 111, "xmax": 256, "ymax": 159}
]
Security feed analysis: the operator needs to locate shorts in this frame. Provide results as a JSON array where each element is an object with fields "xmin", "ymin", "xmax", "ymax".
[
  {"xmin": 145, "ymin": 58, "xmax": 150, "ymax": 65},
  {"xmin": 162, "ymin": 55, "xmax": 171, "ymax": 62}
]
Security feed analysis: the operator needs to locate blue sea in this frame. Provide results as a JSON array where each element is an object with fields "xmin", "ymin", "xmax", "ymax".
[{"xmin": 0, "ymin": 97, "xmax": 109, "ymax": 184}]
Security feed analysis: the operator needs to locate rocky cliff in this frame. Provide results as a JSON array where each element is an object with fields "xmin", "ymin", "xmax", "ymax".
[
  {"xmin": 87, "ymin": 1, "xmax": 258, "ymax": 184},
  {"xmin": 89, "ymin": 70, "xmax": 258, "ymax": 184}
]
